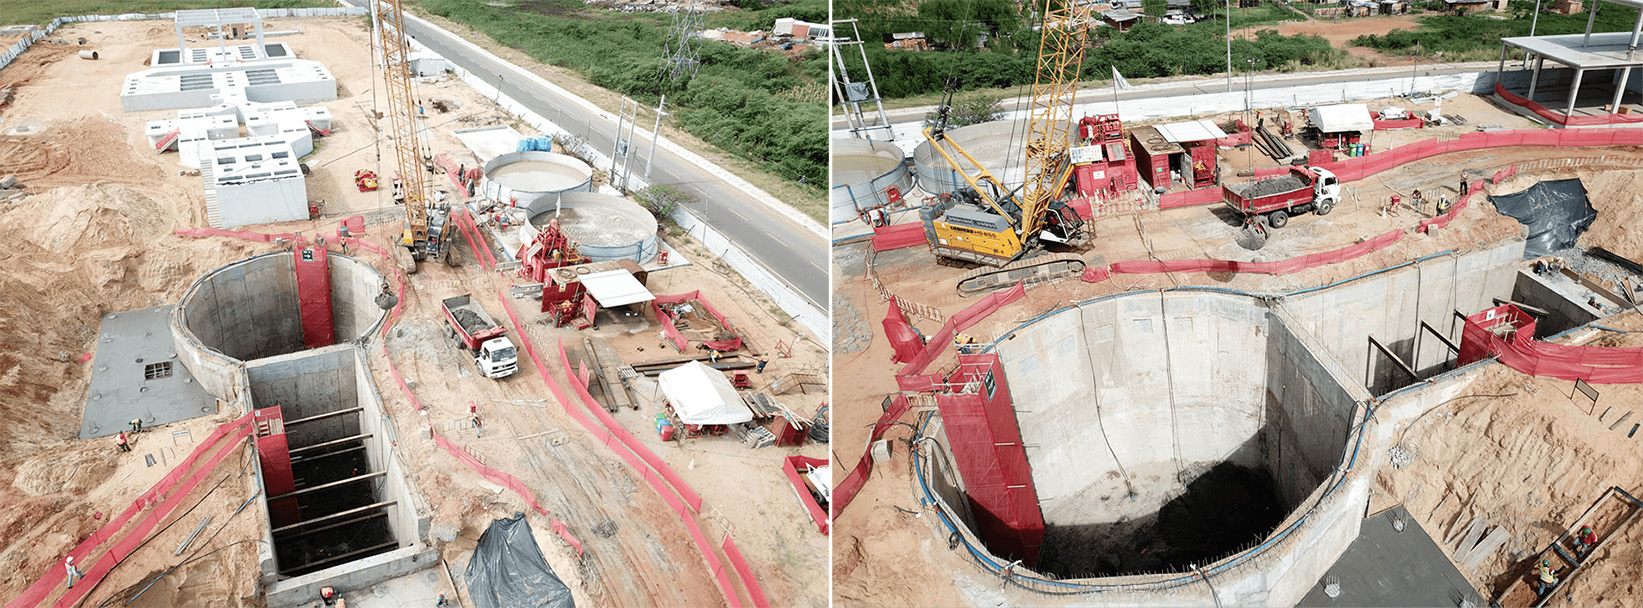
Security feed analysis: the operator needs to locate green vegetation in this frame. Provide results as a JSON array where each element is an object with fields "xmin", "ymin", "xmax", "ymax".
[
  {"xmin": 634, "ymin": 184, "xmax": 696, "ymax": 217},
  {"xmin": 1353, "ymin": 4, "xmax": 1643, "ymax": 56},
  {"xmin": 923, "ymin": 93, "xmax": 1005, "ymax": 129},
  {"xmin": 843, "ymin": 20, "xmax": 1347, "ymax": 99},
  {"xmin": 418, "ymin": 0, "xmax": 826, "ymax": 204},
  {"xmin": 0, "ymin": 0, "xmax": 325, "ymax": 26}
]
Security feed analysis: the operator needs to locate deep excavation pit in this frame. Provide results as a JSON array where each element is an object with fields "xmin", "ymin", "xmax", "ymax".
[{"xmin": 986, "ymin": 292, "xmax": 1359, "ymax": 579}]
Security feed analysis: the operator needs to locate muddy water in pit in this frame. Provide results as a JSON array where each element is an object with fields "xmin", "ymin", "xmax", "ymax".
[{"xmin": 489, "ymin": 160, "xmax": 587, "ymax": 191}]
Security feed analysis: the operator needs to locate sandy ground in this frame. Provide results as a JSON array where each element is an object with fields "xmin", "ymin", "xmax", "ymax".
[
  {"xmin": 0, "ymin": 16, "xmax": 826, "ymax": 607},
  {"xmin": 1267, "ymin": 14, "xmax": 1426, "ymax": 66},
  {"xmin": 1369, "ymin": 311, "xmax": 1643, "ymax": 606},
  {"xmin": 834, "ymin": 102, "xmax": 1643, "ymax": 603}
]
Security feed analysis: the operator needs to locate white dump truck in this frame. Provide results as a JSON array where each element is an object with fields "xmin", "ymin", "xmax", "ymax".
[{"xmin": 441, "ymin": 294, "xmax": 518, "ymax": 379}]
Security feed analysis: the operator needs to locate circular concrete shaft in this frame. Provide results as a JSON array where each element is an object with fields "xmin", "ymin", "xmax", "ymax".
[
  {"xmin": 171, "ymin": 251, "xmax": 387, "ymax": 400},
  {"xmin": 953, "ymin": 291, "xmax": 1357, "ymax": 580},
  {"xmin": 524, "ymin": 191, "xmax": 660, "ymax": 263},
  {"xmin": 480, "ymin": 151, "xmax": 593, "ymax": 213}
]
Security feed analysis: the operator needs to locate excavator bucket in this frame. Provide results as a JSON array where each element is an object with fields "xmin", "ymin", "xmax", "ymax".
[{"xmin": 1235, "ymin": 217, "xmax": 1268, "ymax": 251}]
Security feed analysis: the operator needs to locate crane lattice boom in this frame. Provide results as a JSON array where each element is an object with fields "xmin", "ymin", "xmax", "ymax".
[
  {"xmin": 375, "ymin": 0, "xmax": 428, "ymax": 246},
  {"xmin": 1020, "ymin": 0, "xmax": 1091, "ymax": 238}
]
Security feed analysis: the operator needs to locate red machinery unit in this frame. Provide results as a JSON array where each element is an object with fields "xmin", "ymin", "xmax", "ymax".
[
  {"xmin": 1069, "ymin": 114, "xmax": 1139, "ymax": 201},
  {"xmin": 253, "ymin": 407, "xmax": 300, "ymax": 527},
  {"xmin": 1185, "ymin": 142, "xmax": 1218, "ymax": 189},
  {"xmin": 516, "ymin": 219, "xmax": 591, "ymax": 325}
]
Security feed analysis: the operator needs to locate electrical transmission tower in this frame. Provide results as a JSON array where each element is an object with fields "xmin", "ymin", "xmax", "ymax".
[
  {"xmin": 659, "ymin": 5, "xmax": 703, "ymax": 83},
  {"xmin": 829, "ymin": 19, "xmax": 893, "ymax": 141}
]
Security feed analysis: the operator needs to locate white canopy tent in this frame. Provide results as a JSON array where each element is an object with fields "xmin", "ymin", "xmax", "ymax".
[
  {"xmin": 580, "ymin": 269, "xmax": 654, "ymax": 308},
  {"xmin": 1310, "ymin": 103, "xmax": 1375, "ymax": 134},
  {"xmin": 657, "ymin": 361, "xmax": 753, "ymax": 425}
]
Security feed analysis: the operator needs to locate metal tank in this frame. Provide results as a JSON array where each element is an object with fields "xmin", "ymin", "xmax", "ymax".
[
  {"xmin": 520, "ymin": 191, "xmax": 660, "ymax": 264},
  {"xmin": 911, "ymin": 119, "xmax": 1077, "ymax": 195}
]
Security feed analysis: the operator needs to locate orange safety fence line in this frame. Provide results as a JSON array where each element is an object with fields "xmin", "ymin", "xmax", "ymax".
[
  {"xmin": 429, "ymin": 431, "xmax": 584, "ymax": 555},
  {"xmin": 492, "ymin": 289, "xmax": 750, "ymax": 607},
  {"xmin": 6, "ymin": 413, "xmax": 253, "ymax": 608},
  {"xmin": 721, "ymin": 535, "xmax": 772, "ymax": 608},
  {"xmin": 555, "ymin": 340, "xmax": 704, "ymax": 512}
]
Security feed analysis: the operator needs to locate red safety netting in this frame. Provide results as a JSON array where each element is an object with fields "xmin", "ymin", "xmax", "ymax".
[
  {"xmin": 1215, "ymin": 131, "xmax": 1254, "ymax": 147},
  {"xmin": 1459, "ymin": 304, "xmax": 1643, "ymax": 383},
  {"xmin": 1372, "ymin": 117, "xmax": 1425, "ymax": 130},
  {"xmin": 293, "ymin": 247, "xmax": 335, "ymax": 349},
  {"xmin": 1158, "ymin": 187, "xmax": 1223, "ymax": 210},
  {"xmin": 175, "ymin": 227, "xmax": 307, "ymax": 246},
  {"xmin": 1083, "ymin": 228, "xmax": 1405, "ymax": 282},
  {"xmin": 1493, "ymin": 165, "xmax": 1518, "ymax": 185},
  {"xmin": 430, "ymin": 430, "xmax": 584, "ymax": 555},
  {"xmin": 897, "ymin": 282, "xmax": 1026, "ymax": 379},
  {"xmin": 871, "ymin": 223, "xmax": 927, "ymax": 252},
  {"xmin": 882, "ymin": 297, "xmax": 924, "ymax": 364},
  {"xmin": 555, "ymin": 341, "xmax": 703, "ymax": 512},
  {"xmin": 781, "ymin": 455, "xmax": 830, "ymax": 534},
  {"xmin": 1495, "ymin": 83, "xmax": 1643, "ymax": 126},
  {"xmin": 935, "ymin": 354, "xmax": 1044, "ymax": 565},
  {"xmin": 340, "ymin": 215, "xmax": 366, "ymax": 236},
  {"xmin": 451, "ymin": 209, "xmax": 498, "ymax": 271},
  {"xmin": 651, "ymin": 291, "xmax": 744, "ymax": 352},
  {"xmin": 720, "ymin": 536, "xmax": 772, "ymax": 608},
  {"xmin": 7, "ymin": 414, "xmax": 253, "ymax": 608},
  {"xmin": 831, "ymin": 395, "xmax": 912, "ymax": 518}
]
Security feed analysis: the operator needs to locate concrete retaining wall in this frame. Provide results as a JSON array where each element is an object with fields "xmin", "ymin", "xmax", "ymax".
[
  {"xmin": 1281, "ymin": 241, "xmax": 1523, "ymax": 395},
  {"xmin": 246, "ymin": 345, "xmax": 360, "ymax": 447}
]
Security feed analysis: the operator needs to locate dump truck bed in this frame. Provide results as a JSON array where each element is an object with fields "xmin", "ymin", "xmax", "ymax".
[
  {"xmin": 441, "ymin": 294, "xmax": 506, "ymax": 347},
  {"xmin": 1224, "ymin": 169, "xmax": 1314, "ymax": 214}
]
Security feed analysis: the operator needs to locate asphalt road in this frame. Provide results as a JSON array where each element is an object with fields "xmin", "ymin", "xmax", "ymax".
[
  {"xmin": 836, "ymin": 61, "xmax": 1500, "ymax": 130},
  {"xmin": 354, "ymin": 3, "xmax": 829, "ymax": 307}
]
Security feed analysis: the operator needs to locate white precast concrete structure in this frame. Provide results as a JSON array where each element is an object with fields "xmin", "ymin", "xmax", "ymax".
[{"xmin": 208, "ymin": 136, "xmax": 308, "ymax": 228}]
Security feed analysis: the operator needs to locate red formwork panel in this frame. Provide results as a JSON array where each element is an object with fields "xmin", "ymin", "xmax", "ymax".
[
  {"xmin": 934, "ymin": 353, "xmax": 1046, "ymax": 566},
  {"xmin": 293, "ymin": 247, "xmax": 334, "ymax": 349},
  {"xmin": 253, "ymin": 406, "xmax": 299, "ymax": 528}
]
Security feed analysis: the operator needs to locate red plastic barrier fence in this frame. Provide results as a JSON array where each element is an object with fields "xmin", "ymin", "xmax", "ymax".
[
  {"xmin": 1372, "ymin": 117, "xmax": 1424, "ymax": 130},
  {"xmin": 450, "ymin": 209, "xmax": 496, "ymax": 271},
  {"xmin": 871, "ymin": 223, "xmax": 927, "ymax": 252},
  {"xmin": 1158, "ymin": 187, "xmax": 1223, "ymax": 210},
  {"xmin": 781, "ymin": 456, "xmax": 830, "ymax": 534},
  {"xmin": 831, "ymin": 395, "xmax": 912, "ymax": 518},
  {"xmin": 1460, "ymin": 304, "xmax": 1643, "ymax": 383},
  {"xmin": 882, "ymin": 296, "xmax": 924, "ymax": 364},
  {"xmin": 340, "ymin": 215, "xmax": 366, "ymax": 236},
  {"xmin": 1492, "ymin": 165, "xmax": 1518, "ymax": 185},
  {"xmin": 430, "ymin": 431, "xmax": 584, "ymax": 555},
  {"xmin": 721, "ymin": 536, "xmax": 772, "ymax": 608},
  {"xmin": 651, "ymin": 291, "xmax": 744, "ymax": 352},
  {"xmin": 1215, "ymin": 131, "xmax": 1254, "ymax": 147},
  {"xmin": 1418, "ymin": 178, "xmax": 1485, "ymax": 234},
  {"xmin": 1495, "ymin": 83, "xmax": 1643, "ymax": 126},
  {"xmin": 1083, "ymin": 229, "xmax": 1405, "ymax": 283},
  {"xmin": 7, "ymin": 414, "xmax": 253, "ymax": 608}
]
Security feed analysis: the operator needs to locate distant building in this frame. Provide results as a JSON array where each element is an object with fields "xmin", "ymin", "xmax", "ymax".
[
  {"xmin": 1100, "ymin": 8, "xmax": 1143, "ymax": 30},
  {"xmin": 1444, "ymin": 0, "xmax": 1505, "ymax": 11},
  {"xmin": 883, "ymin": 31, "xmax": 930, "ymax": 51},
  {"xmin": 773, "ymin": 18, "xmax": 830, "ymax": 40}
]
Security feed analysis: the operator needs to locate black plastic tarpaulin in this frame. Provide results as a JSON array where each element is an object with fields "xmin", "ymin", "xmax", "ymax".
[
  {"xmin": 465, "ymin": 513, "xmax": 574, "ymax": 608},
  {"xmin": 1487, "ymin": 178, "xmax": 1598, "ymax": 259}
]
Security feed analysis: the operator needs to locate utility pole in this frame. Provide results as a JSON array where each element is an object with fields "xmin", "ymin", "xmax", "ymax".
[
  {"xmin": 1530, "ymin": 0, "xmax": 1542, "ymax": 36},
  {"xmin": 611, "ymin": 97, "xmax": 640, "ymax": 192},
  {"xmin": 1226, "ymin": 0, "xmax": 1233, "ymax": 92},
  {"xmin": 645, "ymin": 95, "xmax": 668, "ymax": 182}
]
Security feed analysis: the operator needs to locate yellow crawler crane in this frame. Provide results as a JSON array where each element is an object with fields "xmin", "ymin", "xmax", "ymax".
[
  {"xmin": 375, "ymin": 0, "xmax": 452, "ymax": 272},
  {"xmin": 921, "ymin": 0, "xmax": 1091, "ymax": 295}
]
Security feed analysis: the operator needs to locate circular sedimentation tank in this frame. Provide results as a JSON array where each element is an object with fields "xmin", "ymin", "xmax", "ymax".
[
  {"xmin": 830, "ymin": 138, "xmax": 911, "ymax": 224},
  {"xmin": 911, "ymin": 119, "xmax": 1076, "ymax": 195},
  {"xmin": 919, "ymin": 290, "xmax": 1367, "ymax": 603},
  {"xmin": 170, "ymin": 251, "xmax": 388, "ymax": 400},
  {"xmin": 480, "ymin": 151, "xmax": 593, "ymax": 212},
  {"xmin": 523, "ymin": 191, "xmax": 659, "ymax": 263}
]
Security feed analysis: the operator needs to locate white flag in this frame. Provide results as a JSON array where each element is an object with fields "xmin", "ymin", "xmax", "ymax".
[{"xmin": 1112, "ymin": 66, "xmax": 1133, "ymax": 91}]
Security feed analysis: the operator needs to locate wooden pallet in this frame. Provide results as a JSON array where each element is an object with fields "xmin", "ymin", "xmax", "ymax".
[{"xmin": 1494, "ymin": 486, "xmax": 1643, "ymax": 607}]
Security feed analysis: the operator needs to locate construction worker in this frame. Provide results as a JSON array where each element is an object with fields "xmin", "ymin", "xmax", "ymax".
[
  {"xmin": 1460, "ymin": 170, "xmax": 1470, "ymax": 196},
  {"xmin": 709, "ymin": 349, "xmax": 721, "ymax": 363},
  {"xmin": 1411, "ymin": 189, "xmax": 1424, "ymax": 212},
  {"xmin": 1534, "ymin": 559, "xmax": 1559, "ymax": 596},
  {"xmin": 116, "ymin": 431, "xmax": 130, "ymax": 453},
  {"xmin": 64, "ymin": 556, "xmax": 80, "ymax": 590},
  {"xmin": 129, "ymin": 418, "xmax": 142, "ymax": 434},
  {"xmin": 320, "ymin": 586, "xmax": 338, "ymax": 606},
  {"xmin": 756, "ymin": 352, "xmax": 770, "ymax": 374},
  {"xmin": 436, "ymin": 594, "xmax": 450, "ymax": 608},
  {"xmin": 473, "ymin": 415, "xmax": 483, "ymax": 439},
  {"xmin": 1575, "ymin": 525, "xmax": 1598, "ymax": 559},
  {"xmin": 954, "ymin": 333, "xmax": 978, "ymax": 353},
  {"xmin": 1435, "ymin": 194, "xmax": 1453, "ymax": 216}
]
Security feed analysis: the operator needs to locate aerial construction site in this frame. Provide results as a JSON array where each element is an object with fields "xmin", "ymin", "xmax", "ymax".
[
  {"xmin": 0, "ymin": 4, "xmax": 828, "ymax": 607},
  {"xmin": 831, "ymin": 0, "xmax": 1643, "ymax": 606}
]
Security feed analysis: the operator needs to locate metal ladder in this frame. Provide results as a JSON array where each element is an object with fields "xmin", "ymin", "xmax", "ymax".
[{"xmin": 200, "ymin": 152, "xmax": 223, "ymax": 228}]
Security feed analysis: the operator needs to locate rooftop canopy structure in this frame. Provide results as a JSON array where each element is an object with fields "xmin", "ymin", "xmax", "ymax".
[{"xmin": 1496, "ymin": 0, "xmax": 1643, "ymax": 121}]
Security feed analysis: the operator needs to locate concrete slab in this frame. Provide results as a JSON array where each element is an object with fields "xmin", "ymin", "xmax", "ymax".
[
  {"xmin": 1504, "ymin": 32, "xmax": 1643, "ymax": 70},
  {"xmin": 453, "ymin": 125, "xmax": 524, "ymax": 164},
  {"xmin": 81, "ymin": 305, "xmax": 219, "ymax": 439},
  {"xmin": 1299, "ymin": 505, "xmax": 1486, "ymax": 607}
]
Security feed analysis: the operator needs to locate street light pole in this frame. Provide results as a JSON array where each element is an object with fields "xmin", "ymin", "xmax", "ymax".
[
  {"xmin": 1530, "ymin": 0, "xmax": 1542, "ymax": 36},
  {"xmin": 645, "ymin": 95, "xmax": 668, "ymax": 183},
  {"xmin": 1226, "ymin": 0, "xmax": 1233, "ymax": 92}
]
